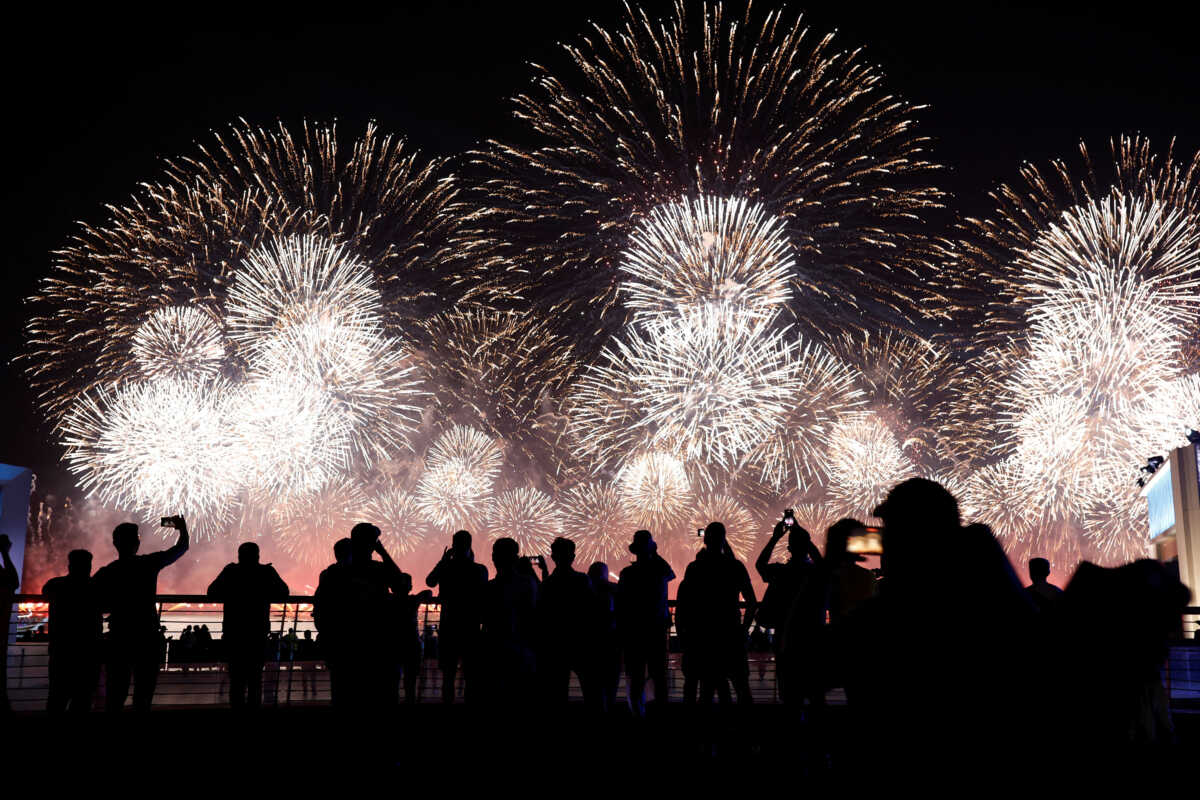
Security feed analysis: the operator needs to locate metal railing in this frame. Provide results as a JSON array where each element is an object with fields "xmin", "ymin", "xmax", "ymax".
[
  {"xmin": 3, "ymin": 594, "xmax": 788, "ymax": 712},
  {"xmin": 5, "ymin": 596, "xmax": 1198, "ymax": 713}
]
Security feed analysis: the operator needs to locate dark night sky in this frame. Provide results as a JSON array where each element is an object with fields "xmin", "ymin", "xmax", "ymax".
[{"xmin": 4, "ymin": 0, "xmax": 1200, "ymax": 494}]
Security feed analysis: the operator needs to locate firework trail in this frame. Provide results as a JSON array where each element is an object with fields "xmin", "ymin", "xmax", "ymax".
[
  {"xmin": 559, "ymin": 482, "xmax": 636, "ymax": 565},
  {"xmin": 416, "ymin": 308, "xmax": 581, "ymax": 483},
  {"xmin": 465, "ymin": 0, "xmax": 946, "ymax": 349}
]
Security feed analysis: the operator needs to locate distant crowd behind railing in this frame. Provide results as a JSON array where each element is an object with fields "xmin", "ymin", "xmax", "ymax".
[{"xmin": 5, "ymin": 595, "xmax": 1199, "ymax": 712}]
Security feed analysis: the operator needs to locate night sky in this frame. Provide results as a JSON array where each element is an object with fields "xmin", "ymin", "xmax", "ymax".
[{"xmin": 4, "ymin": 0, "xmax": 1200, "ymax": 495}]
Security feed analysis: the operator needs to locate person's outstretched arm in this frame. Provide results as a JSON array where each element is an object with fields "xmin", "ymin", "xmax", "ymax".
[
  {"xmin": 157, "ymin": 517, "xmax": 190, "ymax": 568},
  {"xmin": 755, "ymin": 522, "xmax": 785, "ymax": 581},
  {"xmin": 426, "ymin": 548, "xmax": 448, "ymax": 588}
]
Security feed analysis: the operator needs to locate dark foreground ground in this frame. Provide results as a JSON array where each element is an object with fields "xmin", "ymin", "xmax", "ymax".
[{"xmin": 4, "ymin": 704, "xmax": 1197, "ymax": 788}]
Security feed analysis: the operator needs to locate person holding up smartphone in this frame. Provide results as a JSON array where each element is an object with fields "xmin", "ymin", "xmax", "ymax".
[{"xmin": 92, "ymin": 515, "xmax": 190, "ymax": 712}]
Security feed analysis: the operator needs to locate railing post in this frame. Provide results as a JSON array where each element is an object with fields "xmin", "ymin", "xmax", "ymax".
[{"xmin": 285, "ymin": 603, "xmax": 297, "ymax": 705}]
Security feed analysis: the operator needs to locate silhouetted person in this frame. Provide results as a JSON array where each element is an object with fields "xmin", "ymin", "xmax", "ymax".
[
  {"xmin": 1059, "ymin": 559, "xmax": 1190, "ymax": 748},
  {"xmin": 839, "ymin": 480, "xmax": 1034, "ymax": 772},
  {"xmin": 394, "ymin": 572, "xmax": 433, "ymax": 704},
  {"xmin": 480, "ymin": 537, "xmax": 539, "ymax": 705},
  {"xmin": 538, "ymin": 536, "xmax": 596, "ymax": 705},
  {"xmin": 42, "ymin": 549, "xmax": 102, "ymax": 713},
  {"xmin": 678, "ymin": 522, "xmax": 757, "ymax": 705},
  {"xmin": 313, "ymin": 537, "xmax": 353, "ymax": 704},
  {"xmin": 1025, "ymin": 557, "xmax": 1064, "ymax": 615},
  {"xmin": 312, "ymin": 524, "xmax": 405, "ymax": 710},
  {"xmin": 426, "ymin": 530, "xmax": 488, "ymax": 703},
  {"xmin": 0, "ymin": 534, "xmax": 17, "ymax": 714},
  {"xmin": 92, "ymin": 517, "xmax": 189, "ymax": 712},
  {"xmin": 617, "ymin": 530, "xmax": 675, "ymax": 716},
  {"xmin": 588, "ymin": 562, "xmax": 620, "ymax": 712},
  {"xmin": 756, "ymin": 513, "xmax": 823, "ymax": 704},
  {"xmin": 207, "ymin": 542, "xmax": 289, "ymax": 709}
]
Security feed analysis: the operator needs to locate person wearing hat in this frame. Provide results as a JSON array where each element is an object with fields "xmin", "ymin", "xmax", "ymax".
[{"xmin": 616, "ymin": 530, "xmax": 675, "ymax": 716}]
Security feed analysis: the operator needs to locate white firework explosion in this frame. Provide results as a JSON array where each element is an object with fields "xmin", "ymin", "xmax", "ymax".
[
  {"xmin": 130, "ymin": 306, "xmax": 226, "ymax": 381},
  {"xmin": 59, "ymin": 377, "xmax": 243, "ymax": 538},
  {"xmin": 680, "ymin": 493, "xmax": 760, "ymax": 561},
  {"xmin": 559, "ymin": 482, "xmax": 636, "ymax": 565},
  {"xmin": 619, "ymin": 195, "xmax": 794, "ymax": 323},
  {"xmin": 277, "ymin": 477, "xmax": 369, "ymax": 567},
  {"xmin": 414, "ymin": 425, "xmax": 504, "ymax": 529},
  {"xmin": 485, "ymin": 487, "xmax": 562, "ymax": 555},
  {"xmin": 367, "ymin": 486, "xmax": 434, "ymax": 557},
  {"xmin": 616, "ymin": 450, "xmax": 693, "ymax": 530},
  {"xmin": 825, "ymin": 412, "xmax": 917, "ymax": 516}
]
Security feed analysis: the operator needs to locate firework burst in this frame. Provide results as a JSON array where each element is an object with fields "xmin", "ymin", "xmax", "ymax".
[
  {"xmin": 414, "ymin": 426, "xmax": 504, "ymax": 530},
  {"xmin": 367, "ymin": 487, "xmax": 434, "ymax": 557},
  {"xmin": 825, "ymin": 412, "xmax": 917, "ymax": 516},
  {"xmin": 570, "ymin": 306, "xmax": 816, "ymax": 471},
  {"xmin": 619, "ymin": 195, "xmax": 794, "ymax": 322},
  {"xmin": 679, "ymin": 493, "xmax": 760, "ymax": 562},
  {"xmin": 59, "ymin": 378, "xmax": 243, "ymax": 538},
  {"xmin": 23, "ymin": 120, "xmax": 459, "ymax": 426},
  {"xmin": 228, "ymin": 235, "xmax": 426, "ymax": 466},
  {"xmin": 485, "ymin": 487, "xmax": 562, "ymax": 555},
  {"xmin": 559, "ymin": 482, "xmax": 636, "ymax": 565},
  {"xmin": 277, "ymin": 478, "xmax": 369, "ymax": 567},
  {"xmin": 616, "ymin": 451, "xmax": 693, "ymax": 531},
  {"xmin": 130, "ymin": 306, "xmax": 226, "ymax": 381},
  {"xmin": 957, "ymin": 136, "xmax": 1200, "ymax": 562},
  {"xmin": 466, "ymin": 0, "xmax": 945, "ymax": 346}
]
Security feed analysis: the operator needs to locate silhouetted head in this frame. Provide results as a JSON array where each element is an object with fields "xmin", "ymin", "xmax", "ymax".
[
  {"xmin": 825, "ymin": 518, "xmax": 866, "ymax": 563},
  {"xmin": 629, "ymin": 529, "xmax": 655, "ymax": 557},
  {"xmin": 451, "ymin": 530, "xmax": 472, "ymax": 557},
  {"xmin": 703, "ymin": 521, "xmax": 727, "ymax": 554},
  {"xmin": 333, "ymin": 538, "xmax": 353, "ymax": 565},
  {"xmin": 492, "ymin": 537, "xmax": 519, "ymax": 573},
  {"xmin": 237, "ymin": 542, "xmax": 260, "ymax": 565},
  {"xmin": 350, "ymin": 522, "xmax": 381, "ymax": 559},
  {"xmin": 588, "ymin": 562, "xmax": 609, "ymax": 586},
  {"xmin": 550, "ymin": 536, "xmax": 576, "ymax": 569},
  {"xmin": 1029, "ymin": 557, "xmax": 1051, "ymax": 583},
  {"xmin": 112, "ymin": 523, "xmax": 140, "ymax": 557},
  {"xmin": 873, "ymin": 478, "xmax": 959, "ymax": 581},
  {"xmin": 67, "ymin": 549, "xmax": 92, "ymax": 578},
  {"xmin": 398, "ymin": 572, "xmax": 413, "ymax": 595},
  {"xmin": 787, "ymin": 525, "xmax": 813, "ymax": 557}
]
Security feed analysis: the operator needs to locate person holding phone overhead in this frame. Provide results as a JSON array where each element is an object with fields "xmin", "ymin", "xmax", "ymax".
[
  {"xmin": 92, "ymin": 516, "xmax": 190, "ymax": 712},
  {"xmin": 756, "ymin": 510, "xmax": 824, "ymax": 706}
]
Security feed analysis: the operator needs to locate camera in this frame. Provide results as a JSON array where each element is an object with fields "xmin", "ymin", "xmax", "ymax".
[{"xmin": 782, "ymin": 508, "xmax": 795, "ymax": 527}]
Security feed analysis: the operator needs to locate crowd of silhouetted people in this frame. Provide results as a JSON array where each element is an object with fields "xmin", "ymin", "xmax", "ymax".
[{"xmin": 1, "ymin": 477, "xmax": 1195, "ymax": 767}]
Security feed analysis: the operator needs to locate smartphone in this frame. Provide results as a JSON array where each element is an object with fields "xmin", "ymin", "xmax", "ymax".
[
  {"xmin": 846, "ymin": 526, "xmax": 883, "ymax": 555},
  {"xmin": 160, "ymin": 517, "xmax": 177, "ymax": 529},
  {"xmin": 783, "ymin": 508, "xmax": 796, "ymax": 527},
  {"xmin": 696, "ymin": 528, "xmax": 704, "ymax": 537}
]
